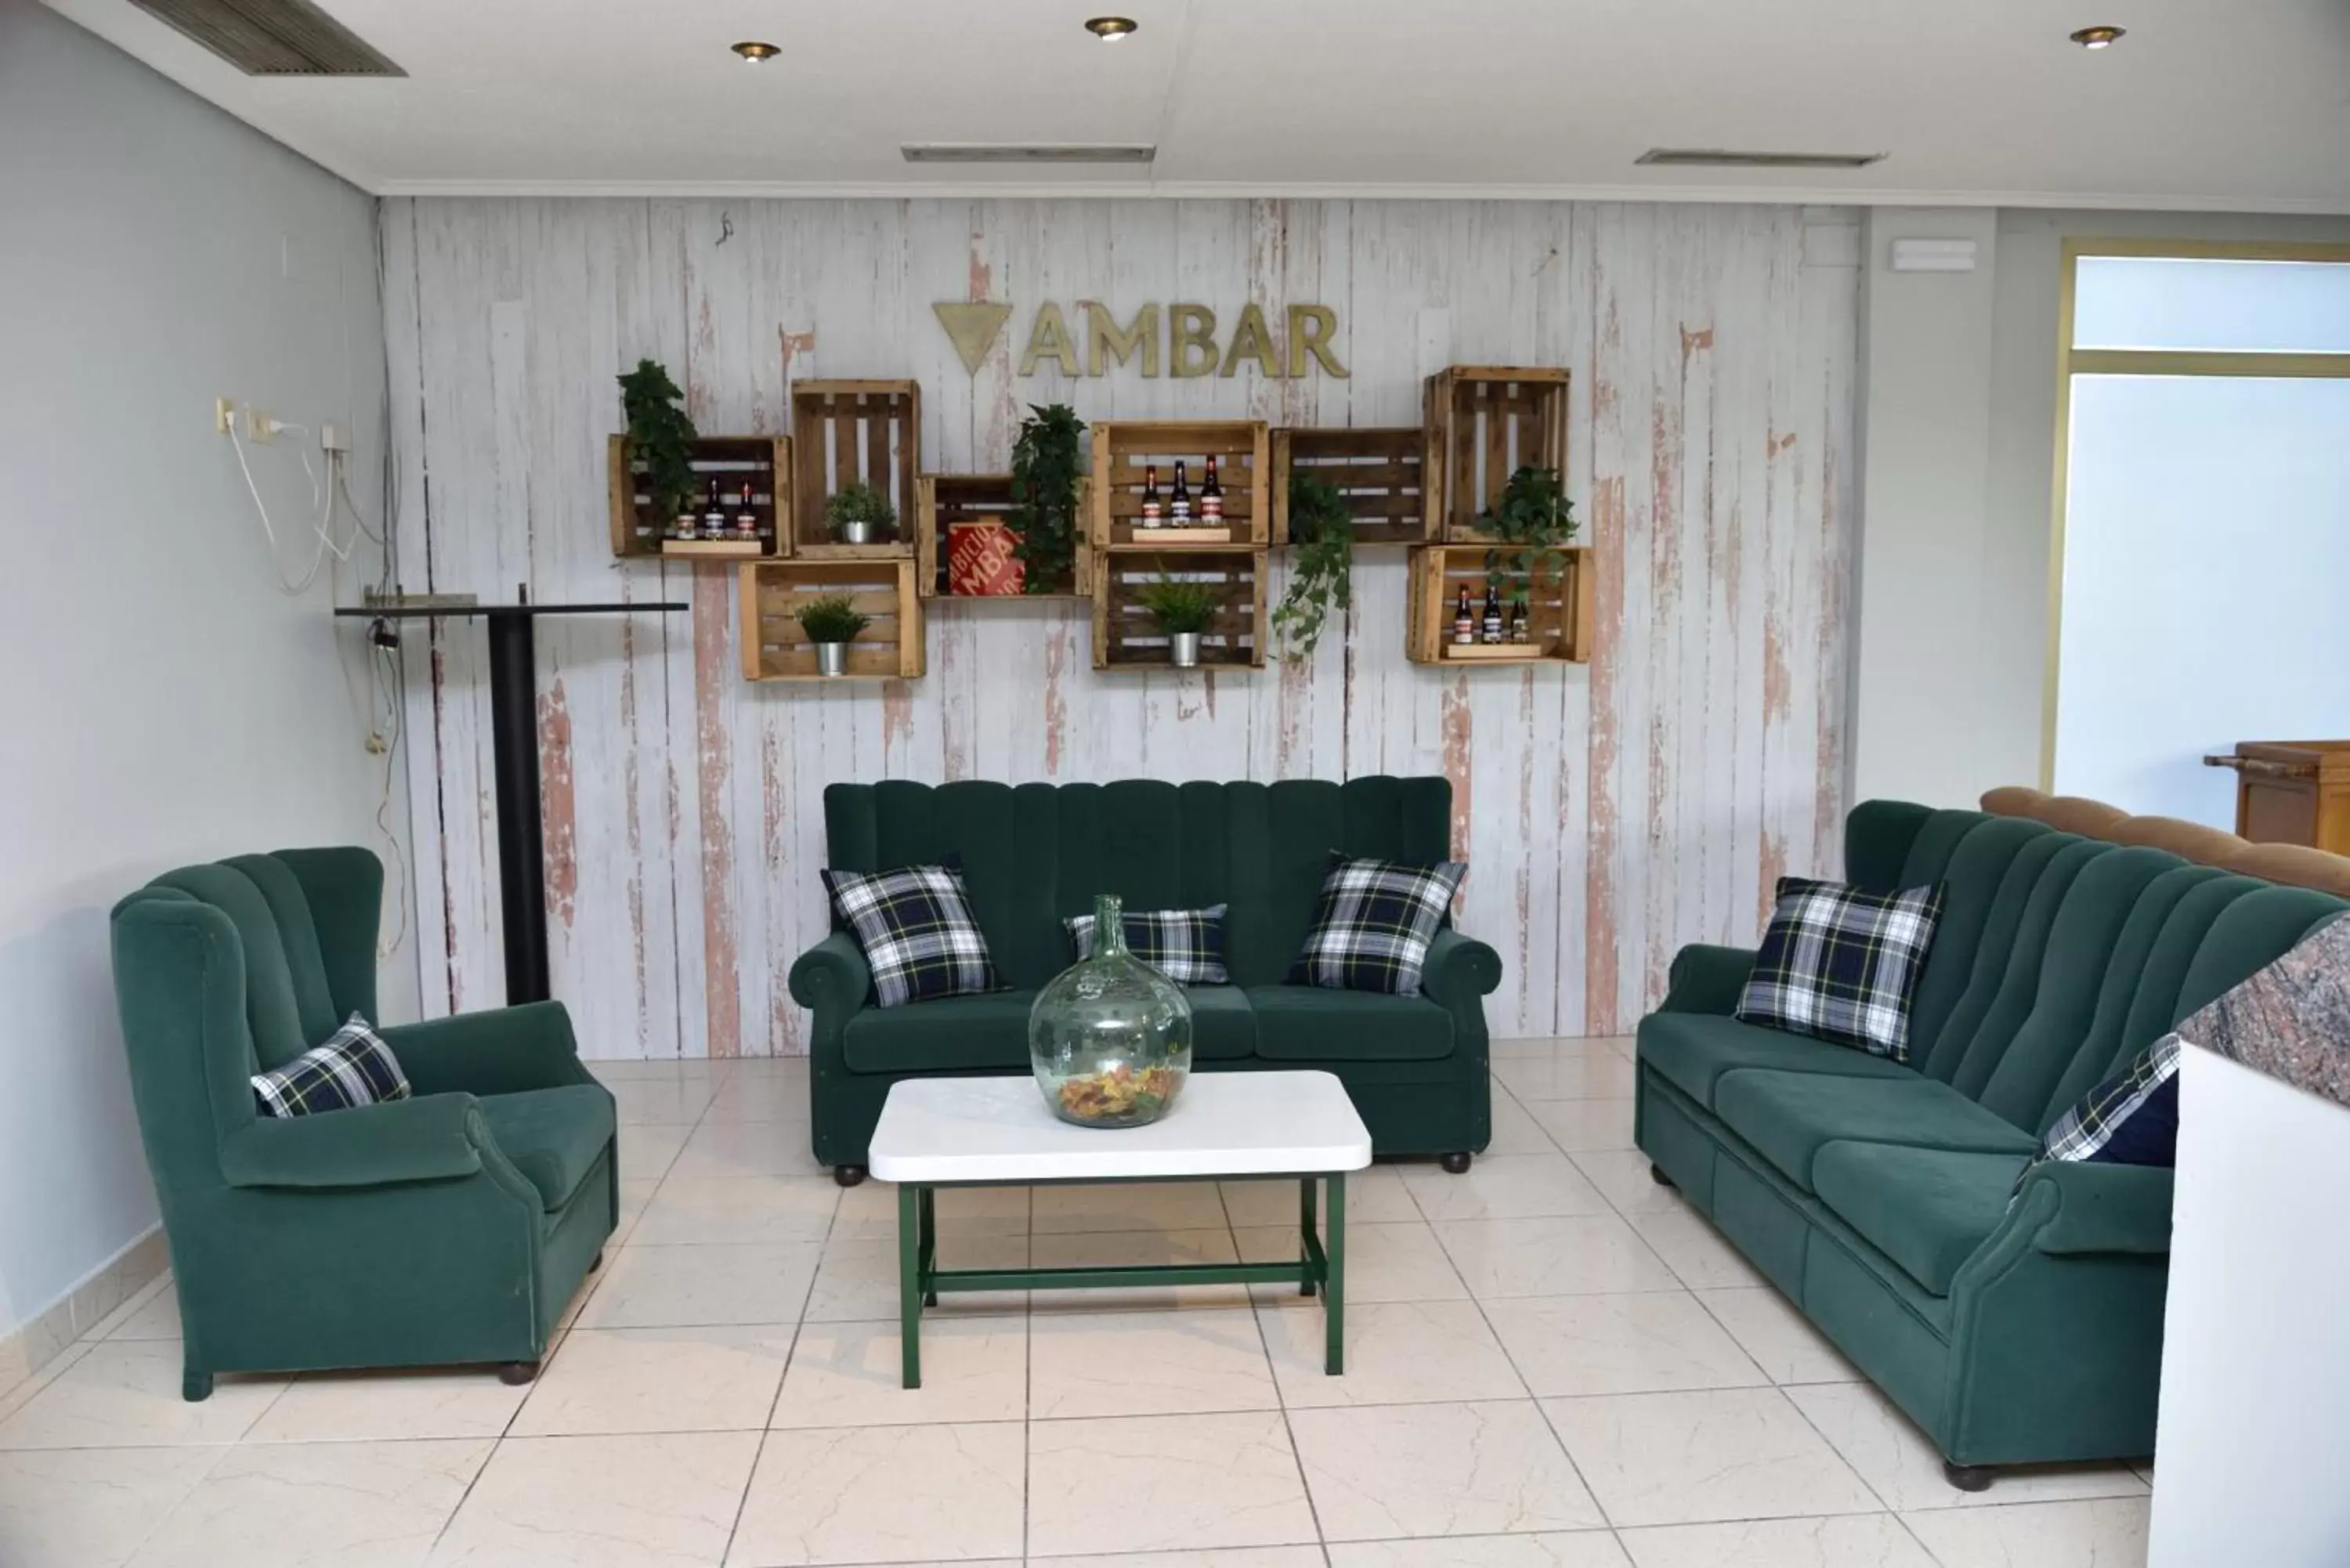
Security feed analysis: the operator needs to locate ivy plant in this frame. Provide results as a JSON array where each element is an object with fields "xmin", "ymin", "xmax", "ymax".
[
  {"xmin": 1271, "ymin": 474, "xmax": 1353, "ymax": 662},
  {"xmin": 617, "ymin": 358, "xmax": 700, "ymax": 523},
  {"xmin": 1007, "ymin": 403, "xmax": 1087, "ymax": 594},
  {"xmin": 1475, "ymin": 464, "xmax": 1580, "ymax": 590}
]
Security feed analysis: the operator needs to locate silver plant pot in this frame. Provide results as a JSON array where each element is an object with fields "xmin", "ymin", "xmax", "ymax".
[
  {"xmin": 1168, "ymin": 631, "xmax": 1201, "ymax": 669},
  {"xmin": 815, "ymin": 641, "xmax": 850, "ymax": 677},
  {"xmin": 836, "ymin": 518, "xmax": 875, "ymax": 545}
]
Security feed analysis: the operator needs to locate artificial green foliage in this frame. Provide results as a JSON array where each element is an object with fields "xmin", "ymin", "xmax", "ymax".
[
  {"xmin": 616, "ymin": 359, "xmax": 700, "ymax": 522},
  {"xmin": 1135, "ymin": 574, "xmax": 1222, "ymax": 636},
  {"xmin": 794, "ymin": 592, "xmax": 871, "ymax": 645},
  {"xmin": 1271, "ymin": 474, "xmax": 1354, "ymax": 662},
  {"xmin": 823, "ymin": 482, "xmax": 897, "ymax": 538},
  {"xmin": 1474, "ymin": 464, "xmax": 1579, "ymax": 590},
  {"xmin": 1007, "ymin": 403, "xmax": 1087, "ymax": 594}
]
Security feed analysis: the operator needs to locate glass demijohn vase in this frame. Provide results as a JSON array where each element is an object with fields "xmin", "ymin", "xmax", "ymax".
[{"xmin": 1029, "ymin": 894, "xmax": 1194, "ymax": 1128}]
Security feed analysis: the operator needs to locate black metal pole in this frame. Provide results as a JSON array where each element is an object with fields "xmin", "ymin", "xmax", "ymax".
[{"xmin": 485, "ymin": 612, "xmax": 551, "ymax": 1006}]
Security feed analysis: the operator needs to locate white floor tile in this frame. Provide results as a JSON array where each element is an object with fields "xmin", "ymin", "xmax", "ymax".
[
  {"xmin": 1522, "ymin": 1098, "xmax": 1639, "ymax": 1153},
  {"xmin": 1025, "ymin": 1411, "xmax": 1317, "ymax": 1557},
  {"xmin": 577, "ymin": 1242, "xmax": 822, "ymax": 1329},
  {"xmin": 1692, "ymin": 1288, "xmax": 1861, "ymax": 1386},
  {"xmin": 771, "ymin": 1317, "xmax": 1026, "ymax": 1428},
  {"xmin": 1238, "ymin": 1220, "xmax": 1469, "ymax": 1304},
  {"xmin": 729, "ymin": 1422, "xmax": 1024, "ymax": 1566},
  {"xmin": 128, "ymin": 1439, "xmax": 486, "ymax": 1568},
  {"xmin": 1622, "ymin": 1208, "xmax": 1766, "ymax": 1290},
  {"xmin": 1897, "ymin": 1497, "xmax": 2152, "ymax": 1567},
  {"xmin": 628, "ymin": 1177, "xmax": 841, "ymax": 1248},
  {"xmin": 830, "ymin": 1181, "xmax": 1031, "ymax": 1241},
  {"xmin": 1494, "ymin": 1056, "xmax": 1641, "ymax": 1101},
  {"xmin": 1403, "ymin": 1153, "xmax": 1613, "ymax": 1221},
  {"xmin": 103, "ymin": 1285, "xmax": 185, "ymax": 1343},
  {"xmin": 1325, "ymin": 1536, "xmax": 1631, "ymax": 1568},
  {"xmin": 1437, "ymin": 1214, "xmax": 1683, "ymax": 1299},
  {"xmin": 619, "ymin": 1123, "xmax": 695, "ymax": 1183},
  {"xmin": 245, "ymin": 1365, "xmax": 529, "ymax": 1443},
  {"xmin": 429, "ymin": 1430, "xmax": 759, "ymax": 1567},
  {"xmin": 699, "ymin": 1074, "xmax": 808, "ymax": 1125},
  {"xmin": 1542, "ymin": 1387, "xmax": 1880, "ymax": 1527},
  {"xmin": 0, "ymin": 1447, "xmax": 220, "ymax": 1568},
  {"xmin": 1028, "ymin": 1228, "xmax": 1249, "ymax": 1313},
  {"xmin": 606, "ymin": 1076, "xmax": 718, "ymax": 1126},
  {"xmin": 509, "ymin": 1325, "xmax": 793, "ymax": 1436},
  {"xmin": 1567, "ymin": 1151, "xmax": 1687, "ymax": 1216},
  {"xmin": 802, "ymin": 1232, "xmax": 1029, "ymax": 1323},
  {"xmin": 1618, "ymin": 1513, "xmax": 1938, "ymax": 1567},
  {"xmin": 1030, "ymin": 1180, "xmax": 1230, "ymax": 1234},
  {"xmin": 1045, "ymin": 1552, "xmax": 1325, "ymax": 1568},
  {"xmin": 1219, "ymin": 1166, "xmax": 1419, "ymax": 1227},
  {"xmin": 670, "ymin": 1120, "xmax": 826, "ymax": 1179},
  {"xmin": 1290, "ymin": 1398, "xmax": 1604, "ymax": 1540},
  {"xmin": 1785, "ymin": 1381, "xmax": 2151, "ymax": 1512},
  {"xmin": 1027, "ymin": 1307, "xmax": 1276, "ymax": 1418},
  {"xmin": 1487, "ymin": 1094, "xmax": 1568, "ymax": 1154},
  {"xmin": 1260, "ymin": 1299, "xmax": 1526, "ymax": 1408},
  {"xmin": 1483, "ymin": 1292, "xmax": 1770, "ymax": 1396},
  {"xmin": 0, "ymin": 1343, "xmax": 284, "ymax": 1451}
]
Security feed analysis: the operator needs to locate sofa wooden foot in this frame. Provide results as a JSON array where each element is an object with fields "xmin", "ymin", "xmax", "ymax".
[
  {"xmin": 496, "ymin": 1360, "xmax": 540, "ymax": 1386},
  {"xmin": 1440, "ymin": 1151, "xmax": 1473, "ymax": 1174},
  {"xmin": 833, "ymin": 1165, "xmax": 868, "ymax": 1188},
  {"xmin": 182, "ymin": 1367, "xmax": 213, "ymax": 1403},
  {"xmin": 1650, "ymin": 1163, "xmax": 1676, "ymax": 1188},
  {"xmin": 1943, "ymin": 1460, "xmax": 1996, "ymax": 1492}
]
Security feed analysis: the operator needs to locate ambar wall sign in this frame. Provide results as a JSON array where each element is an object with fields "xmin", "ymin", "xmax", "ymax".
[{"xmin": 933, "ymin": 301, "xmax": 1349, "ymax": 379}]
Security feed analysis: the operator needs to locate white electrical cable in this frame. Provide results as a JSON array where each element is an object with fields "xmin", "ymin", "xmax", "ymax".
[{"xmin": 230, "ymin": 416, "xmax": 333, "ymax": 594}]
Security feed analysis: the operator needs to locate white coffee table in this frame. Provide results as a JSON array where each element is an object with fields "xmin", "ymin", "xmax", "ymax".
[{"xmin": 869, "ymin": 1070, "xmax": 1372, "ymax": 1388}]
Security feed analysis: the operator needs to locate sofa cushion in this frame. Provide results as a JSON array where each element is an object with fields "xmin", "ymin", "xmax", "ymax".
[
  {"xmin": 1249, "ymin": 985, "xmax": 1452, "ymax": 1062},
  {"xmin": 1712, "ymin": 1070, "xmax": 2039, "ymax": 1193},
  {"xmin": 1068, "ymin": 902, "xmax": 1229, "ymax": 985},
  {"xmin": 1638, "ymin": 1012, "xmax": 1915, "ymax": 1111},
  {"xmin": 476, "ymin": 1085, "xmax": 614, "ymax": 1210},
  {"xmin": 1735, "ymin": 877, "xmax": 1946, "ymax": 1060},
  {"xmin": 842, "ymin": 987, "xmax": 1257, "ymax": 1074},
  {"xmin": 251, "ymin": 1014, "xmax": 411, "ymax": 1118},
  {"xmin": 822, "ymin": 862, "xmax": 1004, "ymax": 1008},
  {"xmin": 1287, "ymin": 855, "xmax": 1467, "ymax": 995},
  {"xmin": 1813, "ymin": 1141, "xmax": 2030, "ymax": 1296}
]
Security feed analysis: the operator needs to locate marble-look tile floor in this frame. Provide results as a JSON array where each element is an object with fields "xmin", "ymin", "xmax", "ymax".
[{"xmin": 0, "ymin": 1042, "xmax": 2152, "ymax": 1567}]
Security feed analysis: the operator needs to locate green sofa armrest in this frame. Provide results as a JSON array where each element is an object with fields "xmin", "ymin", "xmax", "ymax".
[
  {"xmin": 2021, "ymin": 1161, "xmax": 2175, "ymax": 1256},
  {"xmin": 1421, "ymin": 928, "xmax": 1502, "ymax": 1007},
  {"xmin": 379, "ymin": 1003, "xmax": 591, "ymax": 1098},
  {"xmin": 1659, "ymin": 944, "xmax": 1757, "ymax": 1015},
  {"xmin": 790, "ymin": 931, "xmax": 873, "ymax": 1014},
  {"xmin": 219, "ymin": 1093, "xmax": 486, "ymax": 1189}
]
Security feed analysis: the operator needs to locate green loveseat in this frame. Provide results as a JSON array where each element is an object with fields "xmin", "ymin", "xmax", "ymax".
[
  {"xmin": 110, "ymin": 847, "xmax": 616, "ymax": 1399},
  {"xmin": 790, "ymin": 776, "xmax": 1502, "ymax": 1182},
  {"xmin": 1636, "ymin": 800, "xmax": 2348, "ymax": 1487}
]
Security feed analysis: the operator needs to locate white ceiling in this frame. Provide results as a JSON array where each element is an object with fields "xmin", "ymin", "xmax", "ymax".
[{"xmin": 42, "ymin": 0, "xmax": 2350, "ymax": 211}]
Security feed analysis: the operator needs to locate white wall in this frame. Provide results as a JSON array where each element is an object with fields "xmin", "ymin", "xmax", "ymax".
[
  {"xmin": 0, "ymin": 0, "xmax": 411, "ymax": 1343},
  {"xmin": 2152, "ymin": 1046, "xmax": 2350, "ymax": 1566}
]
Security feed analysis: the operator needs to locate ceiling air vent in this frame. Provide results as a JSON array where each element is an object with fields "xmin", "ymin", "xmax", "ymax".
[
  {"xmin": 902, "ymin": 144, "xmax": 1157, "ymax": 166},
  {"xmin": 1637, "ymin": 148, "xmax": 1885, "ymax": 170},
  {"xmin": 128, "ymin": 0, "xmax": 405, "ymax": 77}
]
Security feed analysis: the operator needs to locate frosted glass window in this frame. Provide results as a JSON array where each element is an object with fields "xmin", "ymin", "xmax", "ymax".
[
  {"xmin": 2073, "ymin": 257, "xmax": 2350, "ymax": 353},
  {"xmin": 2055, "ymin": 375, "xmax": 2350, "ymax": 826}
]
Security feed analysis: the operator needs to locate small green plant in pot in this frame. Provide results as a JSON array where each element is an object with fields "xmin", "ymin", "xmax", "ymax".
[
  {"xmin": 1475, "ymin": 464, "xmax": 1579, "ymax": 591},
  {"xmin": 1271, "ymin": 473, "xmax": 1353, "ymax": 662},
  {"xmin": 1008, "ymin": 403, "xmax": 1086, "ymax": 594},
  {"xmin": 795, "ymin": 592, "xmax": 871, "ymax": 678},
  {"xmin": 617, "ymin": 359, "xmax": 700, "ymax": 538},
  {"xmin": 825, "ymin": 482, "xmax": 897, "ymax": 546},
  {"xmin": 1135, "ymin": 575, "xmax": 1222, "ymax": 669}
]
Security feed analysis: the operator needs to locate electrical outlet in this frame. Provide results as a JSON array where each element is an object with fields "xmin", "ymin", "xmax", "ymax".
[
  {"xmin": 322, "ymin": 422, "xmax": 350, "ymax": 453},
  {"xmin": 215, "ymin": 397, "xmax": 236, "ymax": 435},
  {"xmin": 245, "ymin": 407, "xmax": 277, "ymax": 443}
]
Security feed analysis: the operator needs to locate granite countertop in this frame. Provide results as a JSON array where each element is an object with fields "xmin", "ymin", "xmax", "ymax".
[{"xmin": 2180, "ymin": 913, "xmax": 2350, "ymax": 1108}]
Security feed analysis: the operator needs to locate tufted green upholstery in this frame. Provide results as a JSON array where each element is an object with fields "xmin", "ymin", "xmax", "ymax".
[
  {"xmin": 110, "ymin": 848, "xmax": 615, "ymax": 1400},
  {"xmin": 1636, "ymin": 800, "xmax": 2348, "ymax": 1474},
  {"xmin": 795, "ymin": 776, "xmax": 1501, "ymax": 1169}
]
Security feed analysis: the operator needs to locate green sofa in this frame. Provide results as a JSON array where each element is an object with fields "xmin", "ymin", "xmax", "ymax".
[
  {"xmin": 790, "ymin": 776, "xmax": 1502, "ymax": 1182},
  {"xmin": 110, "ymin": 847, "xmax": 616, "ymax": 1400},
  {"xmin": 1636, "ymin": 800, "xmax": 2347, "ymax": 1487}
]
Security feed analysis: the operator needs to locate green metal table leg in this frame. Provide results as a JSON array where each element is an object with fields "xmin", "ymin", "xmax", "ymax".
[
  {"xmin": 1299, "ymin": 1176, "xmax": 1319, "ymax": 1297},
  {"xmin": 918, "ymin": 1186, "xmax": 938, "ymax": 1306},
  {"xmin": 898, "ymin": 1183, "xmax": 922, "ymax": 1389},
  {"xmin": 1325, "ymin": 1172, "xmax": 1346, "ymax": 1375}
]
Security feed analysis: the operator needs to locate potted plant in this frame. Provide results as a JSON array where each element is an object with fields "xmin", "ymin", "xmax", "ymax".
[
  {"xmin": 1475, "ymin": 464, "xmax": 1579, "ymax": 589},
  {"xmin": 617, "ymin": 359, "xmax": 699, "ymax": 537},
  {"xmin": 1007, "ymin": 403, "xmax": 1086, "ymax": 594},
  {"xmin": 1271, "ymin": 472, "xmax": 1352, "ymax": 662},
  {"xmin": 794, "ymin": 592, "xmax": 871, "ymax": 677},
  {"xmin": 825, "ymin": 482, "xmax": 896, "ymax": 546},
  {"xmin": 1134, "ymin": 575, "xmax": 1221, "ymax": 669}
]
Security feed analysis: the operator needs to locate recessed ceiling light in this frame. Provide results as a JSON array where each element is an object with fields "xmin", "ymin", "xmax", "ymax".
[
  {"xmin": 732, "ymin": 40, "xmax": 781, "ymax": 63},
  {"xmin": 1085, "ymin": 16, "xmax": 1138, "ymax": 41},
  {"xmin": 2069, "ymin": 25, "xmax": 2125, "ymax": 48}
]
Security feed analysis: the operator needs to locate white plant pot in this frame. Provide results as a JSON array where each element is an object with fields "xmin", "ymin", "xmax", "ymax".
[
  {"xmin": 1168, "ymin": 631, "xmax": 1201, "ymax": 669},
  {"xmin": 815, "ymin": 641, "xmax": 851, "ymax": 677},
  {"xmin": 836, "ymin": 518, "xmax": 875, "ymax": 545}
]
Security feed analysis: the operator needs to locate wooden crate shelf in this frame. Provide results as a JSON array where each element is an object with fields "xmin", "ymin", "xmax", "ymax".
[
  {"xmin": 789, "ymin": 380, "xmax": 920, "ymax": 558},
  {"xmin": 1271, "ymin": 426, "xmax": 1434, "ymax": 547},
  {"xmin": 738, "ymin": 558, "xmax": 925, "ymax": 681},
  {"xmin": 1423, "ymin": 367, "xmax": 1569, "ymax": 541},
  {"xmin": 607, "ymin": 435, "xmax": 791, "ymax": 560},
  {"xmin": 1092, "ymin": 549, "xmax": 1267, "ymax": 671},
  {"xmin": 1405, "ymin": 543, "xmax": 1594, "ymax": 666},
  {"xmin": 1090, "ymin": 420, "xmax": 1270, "ymax": 551},
  {"xmin": 914, "ymin": 473, "xmax": 1094, "ymax": 600}
]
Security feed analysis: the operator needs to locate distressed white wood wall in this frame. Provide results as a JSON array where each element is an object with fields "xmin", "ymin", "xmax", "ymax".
[{"xmin": 381, "ymin": 197, "xmax": 1859, "ymax": 1055}]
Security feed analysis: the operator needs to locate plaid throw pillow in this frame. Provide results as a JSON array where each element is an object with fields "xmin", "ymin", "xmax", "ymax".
[
  {"xmin": 2017, "ymin": 1032, "xmax": 2184, "ymax": 1199},
  {"xmin": 1734, "ymin": 877, "xmax": 1944, "ymax": 1060},
  {"xmin": 822, "ymin": 862, "xmax": 1003, "ymax": 1009},
  {"xmin": 251, "ymin": 1013, "xmax": 410, "ymax": 1118},
  {"xmin": 1287, "ymin": 854, "xmax": 1467, "ymax": 995},
  {"xmin": 1068, "ymin": 903, "xmax": 1230, "ymax": 985}
]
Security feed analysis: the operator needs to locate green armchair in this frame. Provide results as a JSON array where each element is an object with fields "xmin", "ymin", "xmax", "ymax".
[{"xmin": 110, "ymin": 847, "xmax": 616, "ymax": 1400}]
